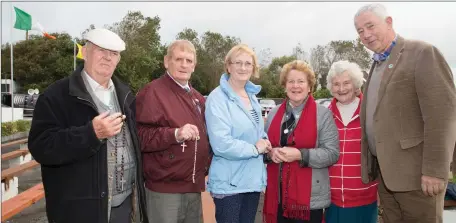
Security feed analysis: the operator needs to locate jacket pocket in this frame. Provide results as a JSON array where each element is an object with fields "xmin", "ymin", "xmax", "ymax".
[{"xmin": 399, "ymin": 137, "xmax": 423, "ymax": 149}]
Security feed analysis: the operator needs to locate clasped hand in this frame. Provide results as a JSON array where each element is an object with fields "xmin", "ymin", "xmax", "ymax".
[
  {"xmin": 176, "ymin": 124, "xmax": 200, "ymax": 141},
  {"xmin": 93, "ymin": 111, "xmax": 126, "ymax": 139},
  {"xmin": 269, "ymin": 146, "xmax": 301, "ymax": 163}
]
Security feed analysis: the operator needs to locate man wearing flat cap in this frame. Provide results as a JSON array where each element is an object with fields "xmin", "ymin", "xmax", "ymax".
[{"xmin": 29, "ymin": 28, "xmax": 149, "ymax": 223}]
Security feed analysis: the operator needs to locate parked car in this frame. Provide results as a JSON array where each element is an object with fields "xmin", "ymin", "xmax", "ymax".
[
  {"xmin": 315, "ymin": 98, "xmax": 332, "ymax": 108},
  {"xmin": 260, "ymin": 99, "xmax": 276, "ymax": 116}
]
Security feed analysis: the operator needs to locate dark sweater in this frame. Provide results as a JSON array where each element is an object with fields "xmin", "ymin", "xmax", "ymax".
[{"xmin": 135, "ymin": 74, "xmax": 211, "ymax": 193}]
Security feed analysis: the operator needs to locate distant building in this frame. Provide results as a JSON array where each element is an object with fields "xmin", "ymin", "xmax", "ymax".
[{"xmin": 1, "ymin": 79, "xmax": 20, "ymax": 94}]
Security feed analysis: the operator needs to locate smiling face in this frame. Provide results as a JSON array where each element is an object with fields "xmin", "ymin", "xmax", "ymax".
[
  {"xmin": 227, "ymin": 52, "xmax": 254, "ymax": 83},
  {"xmin": 355, "ymin": 11, "xmax": 393, "ymax": 53},
  {"xmin": 330, "ymin": 71, "xmax": 358, "ymax": 105},
  {"xmin": 285, "ymin": 69, "xmax": 311, "ymax": 107}
]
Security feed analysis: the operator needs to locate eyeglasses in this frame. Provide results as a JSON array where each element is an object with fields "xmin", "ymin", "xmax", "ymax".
[{"xmin": 230, "ymin": 61, "xmax": 253, "ymax": 69}]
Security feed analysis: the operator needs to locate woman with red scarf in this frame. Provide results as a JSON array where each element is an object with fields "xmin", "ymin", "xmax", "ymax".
[{"xmin": 263, "ymin": 60, "xmax": 340, "ymax": 223}]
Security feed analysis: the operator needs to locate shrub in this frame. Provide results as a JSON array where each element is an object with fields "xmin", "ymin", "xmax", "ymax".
[
  {"xmin": 1, "ymin": 120, "xmax": 31, "ymax": 136},
  {"xmin": 313, "ymin": 88, "xmax": 331, "ymax": 99}
]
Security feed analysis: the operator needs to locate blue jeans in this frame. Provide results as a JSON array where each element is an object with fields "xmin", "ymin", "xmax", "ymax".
[{"xmin": 213, "ymin": 192, "xmax": 261, "ymax": 223}]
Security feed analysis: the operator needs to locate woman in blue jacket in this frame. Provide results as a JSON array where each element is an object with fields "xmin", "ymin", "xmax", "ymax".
[{"xmin": 205, "ymin": 44, "xmax": 271, "ymax": 223}]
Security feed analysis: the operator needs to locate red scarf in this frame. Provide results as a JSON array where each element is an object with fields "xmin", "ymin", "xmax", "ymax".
[{"xmin": 263, "ymin": 96, "xmax": 317, "ymax": 223}]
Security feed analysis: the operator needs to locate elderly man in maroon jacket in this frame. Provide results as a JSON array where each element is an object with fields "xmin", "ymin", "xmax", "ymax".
[{"xmin": 135, "ymin": 39, "xmax": 211, "ymax": 223}]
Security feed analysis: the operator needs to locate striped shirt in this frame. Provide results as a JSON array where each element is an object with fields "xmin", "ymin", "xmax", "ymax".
[{"xmin": 250, "ymin": 109, "xmax": 259, "ymax": 124}]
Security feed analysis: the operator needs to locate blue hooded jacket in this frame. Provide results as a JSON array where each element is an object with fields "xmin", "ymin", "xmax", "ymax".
[{"xmin": 204, "ymin": 73, "xmax": 267, "ymax": 194}]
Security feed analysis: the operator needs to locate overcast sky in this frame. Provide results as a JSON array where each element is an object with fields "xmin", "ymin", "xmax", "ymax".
[{"xmin": 2, "ymin": 1, "xmax": 456, "ymax": 70}]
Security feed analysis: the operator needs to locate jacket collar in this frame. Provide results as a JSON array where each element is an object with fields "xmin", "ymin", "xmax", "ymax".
[
  {"xmin": 69, "ymin": 64, "xmax": 132, "ymax": 110},
  {"xmin": 163, "ymin": 73, "xmax": 194, "ymax": 94},
  {"xmin": 219, "ymin": 73, "xmax": 261, "ymax": 101},
  {"xmin": 329, "ymin": 93, "xmax": 363, "ymax": 123}
]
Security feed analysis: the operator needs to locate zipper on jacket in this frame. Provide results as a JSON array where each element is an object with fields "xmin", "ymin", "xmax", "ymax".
[
  {"xmin": 77, "ymin": 97, "xmax": 98, "ymax": 112},
  {"xmin": 121, "ymin": 91, "xmax": 131, "ymax": 115},
  {"xmin": 341, "ymin": 127, "xmax": 347, "ymax": 208}
]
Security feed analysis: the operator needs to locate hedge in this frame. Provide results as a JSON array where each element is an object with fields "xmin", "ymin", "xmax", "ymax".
[{"xmin": 1, "ymin": 120, "xmax": 31, "ymax": 136}]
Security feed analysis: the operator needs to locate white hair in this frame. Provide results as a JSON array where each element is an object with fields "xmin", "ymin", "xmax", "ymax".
[
  {"xmin": 326, "ymin": 60, "xmax": 364, "ymax": 91},
  {"xmin": 354, "ymin": 3, "xmax": 389, "ymax": 21}
]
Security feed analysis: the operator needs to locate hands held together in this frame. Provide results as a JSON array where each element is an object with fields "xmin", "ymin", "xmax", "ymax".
[
  {"xmin": 254, "ymin": 139, "xmax": 301, "ymax": 163},
  {"xmin": 268, "ymin": 146, "xmax": 302, "ymax": 163}
]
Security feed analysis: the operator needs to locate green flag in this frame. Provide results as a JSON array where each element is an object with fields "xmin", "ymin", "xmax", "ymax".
[{"xmin": 13, "ymin": 7, "xmax": 32, "ymax": 30}]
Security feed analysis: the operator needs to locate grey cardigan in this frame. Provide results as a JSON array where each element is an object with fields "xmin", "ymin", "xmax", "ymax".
[{"xmin": 264, "ymin": 101, "xmax": 340, "ymax": 210}]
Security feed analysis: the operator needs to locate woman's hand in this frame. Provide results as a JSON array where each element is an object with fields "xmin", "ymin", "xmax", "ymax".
[
  {"xmin": 255, "ymin": 139, "xmax": 271, "ymax": 154},
  {"xmin": 269, "ymin": 147, "xmax": 286, "ymax": 163},
  {"xmin": 278, "ymin": 147, "xmax": 301, "ymax": 162}
]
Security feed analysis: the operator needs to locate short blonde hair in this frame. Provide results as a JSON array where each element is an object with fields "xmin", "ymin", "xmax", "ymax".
[
  {"xmin": 166, "ymin": 40, "xmax": 197, "ymax": 64},
  {"xmin": 279, "ymin": 60, "xmax": 316, "ymax": 92},
  {"xmin": 224, "ymin": 44, "xmax": 260, "ymax": 78}
]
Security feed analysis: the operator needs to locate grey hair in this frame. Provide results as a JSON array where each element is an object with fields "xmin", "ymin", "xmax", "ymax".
[
  {"xmin": 326, "ymin": 60, "xmax": 364, "ymax": 91},
  {"xmin": 354, "ymin": 3, "xmax": 389, "ymax": 21}
]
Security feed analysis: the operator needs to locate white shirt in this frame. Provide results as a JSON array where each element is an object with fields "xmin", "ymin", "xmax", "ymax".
[
  {"xmin": 167, "ymin": 71, "xmax": 190, "ymax": 91},
  {"xmin": 83, "ymin": 70, "xmax": 115, "ymax": 106},
  {"xmin": 336, "ymin": 97, "xmax": 360, "ymax": 126}
]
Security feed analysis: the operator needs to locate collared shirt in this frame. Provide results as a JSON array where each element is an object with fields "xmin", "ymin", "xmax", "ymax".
[
  {"xmin": 83, "ymin": 70, "xmax": 115, "ymax": 106},
  {"xmin": 167, "ymin": 71, "xmax": 190, "ymax": 92}
]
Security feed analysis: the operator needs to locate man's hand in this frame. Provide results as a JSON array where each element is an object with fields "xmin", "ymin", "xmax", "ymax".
[
  {"xmin": 421, "ymin": 175, "xmax": 445, "ymax": 197},
  {"xmin": 92, "ymin": 111, "xmax": 126, "ymax": 139},
  {"xmin": 269, "ymin": 147, "xmax": 286, "ymax": 163},
  {"xmin": 278, "ymin": 147, "xmax": 301, "ymax": 163},
  {"xmin": 176, "ymin": 124, "xmax": 200, "ymax": 141}
]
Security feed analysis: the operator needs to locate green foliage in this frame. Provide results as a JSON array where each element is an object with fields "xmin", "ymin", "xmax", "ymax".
[
  {"xmin": 1, "ymin": 120, "xmax": 31, "ymax": 136},
  {"xmin": 267, "ymin": 55, "xmax": 297, "ymax": 74},
  {"xmin": 1, "ymin": 33, "xmax": 77, "ymax": 93},
  {"xmin": 0, "ymin": 10, "xmax": 371, "ymax": 99},
  {"xmin": 313, "ymin": 88, "xmax": 332, "ymax": 99},
  {"xmin": 108, "ymin": 11, "xmax": 163, "ymax": 93},
  {"xmin": 310, "ymin": 38, "xmax": 371, "ymax": 89},
  {"xmin": 177, "ymin": 28, "xmax": 240, "ymax": 95}
]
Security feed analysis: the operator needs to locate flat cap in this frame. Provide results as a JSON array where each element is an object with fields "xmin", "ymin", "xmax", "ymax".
[{"xmin": 84, "ymin": 28, "xmax": 125, "ymax": 52}]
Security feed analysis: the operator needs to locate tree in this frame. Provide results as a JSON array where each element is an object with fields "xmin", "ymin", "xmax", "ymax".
[
  {"xmin": 1, "ymin": 33, "xmax": 76, "ymax": 93},
  {"xmin": 267, "ymin": 55, "xmax": 297, "ymax": 74},
  {"xmin": 176, "ymin": 28, "xmax": 240, "ymax": 95},
  {"xmin": 292, "ymin": 43, "xmax": 309, "ymax": 62},
  {"xmin": 310, "ymin": 45, "xmax": 330, "ymax": 89},
  {"xmin": 108, "ymin": 11, "xmax": 163, "ymax": 92},
  {"xmin": 257, "ymin": 48, "xmax": 272, "ymax": 68},
  {"xmin": 310, "ymin": 38, "xmax": 371, "ymax": 90}
]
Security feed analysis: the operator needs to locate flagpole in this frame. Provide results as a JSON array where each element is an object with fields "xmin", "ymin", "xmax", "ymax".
[
  {"xmin": 73, "ymin": 40, "xmax": 76, "ymax": 70},
  {"xmin": 11, "ymin": 2, "xmax": 15, "ymax": 122}
]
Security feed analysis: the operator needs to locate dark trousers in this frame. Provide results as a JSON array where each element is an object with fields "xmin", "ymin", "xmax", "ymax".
[
  {"xmin": 276, "ymin": 203, "xmax": 323, "ymax": 223},
  {"xmin": 213, "ymin": 192, "xmax": 261, "ymax": 223},
  {"xmin": 110, "ymin": 195, "xmax": 132, "ymax": 223}
]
